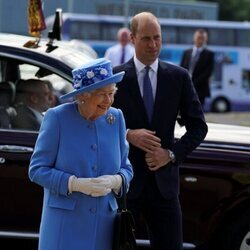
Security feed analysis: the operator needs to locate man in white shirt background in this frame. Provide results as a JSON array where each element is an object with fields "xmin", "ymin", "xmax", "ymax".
[{"xmin": 104, "ymin": 27, "xmax": 134, "ymax": 67}]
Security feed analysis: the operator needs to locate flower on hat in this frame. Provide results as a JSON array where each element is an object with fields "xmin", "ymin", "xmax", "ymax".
[
  {"xmin": 87, "ymin": 71, "xmax": 95, "ymax": 79},
  {"xmin": 100, "ymin": 68, "xmax": 108, "ymax": 76},
  {"xmin": 74, "ymin": 81, "xmax": 81, "ymax": 89}
]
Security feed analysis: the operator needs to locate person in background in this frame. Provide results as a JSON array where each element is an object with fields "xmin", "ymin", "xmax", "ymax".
[
  {"xmin": 113, "ymin": 12, "xmax": 208, "ymax": 250},
  {"xmin": 104, "ymin": 27, "xmax": 134, "ymax": 67},
  {"xmin": 12, "ymin": 79, "xmax": 53, "ymax": 130},
  {"xmin": 180, "ymin": 29, "xmax": 214, "ymax": 107},
  {"xmin": 43, "ymin": 80, "xmax": 61, "ymax": 107},
  {"xmin": 28, "ymin": 58, "xmax": 133, "ymax": 250}
]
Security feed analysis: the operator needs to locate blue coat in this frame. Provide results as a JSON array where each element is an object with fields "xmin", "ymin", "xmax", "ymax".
[{"xmin": 29, "ymin": 102, "xmax": 133, "ymax": 250}]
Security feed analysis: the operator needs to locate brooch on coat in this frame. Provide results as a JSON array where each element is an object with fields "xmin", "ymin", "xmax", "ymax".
[{"xmin": 106, "ymin": 113, "xmax": 116, "ymax": 125}]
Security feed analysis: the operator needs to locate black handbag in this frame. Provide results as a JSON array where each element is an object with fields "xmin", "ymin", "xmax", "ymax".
[{"xmin": 113, "ymin": 176, "xmax": 137, "ymax": 250}]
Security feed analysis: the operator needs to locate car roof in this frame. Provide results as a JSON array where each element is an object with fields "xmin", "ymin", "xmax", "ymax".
[
  {"xmin": 175, "ymin": 122, "xmax": 250, "ymax": 146},
  {"xmin": 0, "ymin": 33, "xmax": 97, "ymax": 74}
]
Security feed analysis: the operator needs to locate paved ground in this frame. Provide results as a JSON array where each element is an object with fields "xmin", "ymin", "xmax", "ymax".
[{"xmin": 205, "ymin": 112, "xmax": 250, "ymax": 126}]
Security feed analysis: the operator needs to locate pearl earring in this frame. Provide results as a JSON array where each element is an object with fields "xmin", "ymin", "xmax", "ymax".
[{"xmin": 81, "ymin": 100, "xmax": 85, "ymax": 104}]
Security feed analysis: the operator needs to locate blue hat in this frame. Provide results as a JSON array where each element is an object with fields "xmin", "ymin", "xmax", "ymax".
[{"xmin": 60, "ymin": 58, "xmax": 125, "ymax": 100}]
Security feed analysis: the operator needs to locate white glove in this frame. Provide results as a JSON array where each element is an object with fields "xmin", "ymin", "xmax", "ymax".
[
  {"xmin": 69, "ymin": 176, "xmax": 111, "ymax": 197},
  {"xmin": 95, "ymin": 174, "xmax": 122, "ymax": 193}
]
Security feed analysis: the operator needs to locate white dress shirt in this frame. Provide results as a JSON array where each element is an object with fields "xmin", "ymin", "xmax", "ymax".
[
  {"xmin": 189, "ymin": 46, "xmax": 205, "ymax": 74},
  {"xmin": 133, "ymin": 56, "xmax": 158, "ymax": 100},
  {"xmin": 104, "ymin": 43, "xmax": 135, "ymax": 67},
  {"xmin": 191, "ymin": 46, "xmax": 205, "ymax": 58}
]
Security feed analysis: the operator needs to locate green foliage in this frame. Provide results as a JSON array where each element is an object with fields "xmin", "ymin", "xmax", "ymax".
[{"xmin": 197, "ymin": 0, "xmax": 250, "ymax": 21}]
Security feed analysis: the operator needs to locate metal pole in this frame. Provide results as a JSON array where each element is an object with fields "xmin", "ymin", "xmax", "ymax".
[
  {"xmin": 123, "ymin": 0, "xmax": 129, "ymax": 27},
  {"xmin": 0, "ymin": 0, "xmax": 3, "ymax": 32},
  {"xmin": 67, "ymin": 0, "xmax": 74, "ymax": 13}
]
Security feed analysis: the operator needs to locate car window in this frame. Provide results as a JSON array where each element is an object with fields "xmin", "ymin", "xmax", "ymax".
[
  {"xmin": 18, "ymin": 64, "xmax": 73, "ymax": 94},
  {"xmin": 0, "ymin": 57, "xmax": 73, "ymax": 131}
]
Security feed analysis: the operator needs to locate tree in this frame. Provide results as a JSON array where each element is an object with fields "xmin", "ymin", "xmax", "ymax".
[{"xmin": 197, "ymin": 0, "xmax": 250, "ymax": 21}]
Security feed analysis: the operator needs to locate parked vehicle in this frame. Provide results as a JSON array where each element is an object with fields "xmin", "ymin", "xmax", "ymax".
[{"xmin": 0, "ymin": 32, "xmax": 250, "ymax": 250}]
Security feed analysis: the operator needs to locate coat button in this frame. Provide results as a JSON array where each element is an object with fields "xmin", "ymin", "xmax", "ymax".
[
  {"xmin": 91, "ymin": 144, "xmax": 97, "ymax": 150},
  {"xmin": 92, "ymin": 165, "xmax": 98, "ymax": 171},
  {"xmin": 90, "ymin": 207, "xmax": 96, "ymax": 213}
]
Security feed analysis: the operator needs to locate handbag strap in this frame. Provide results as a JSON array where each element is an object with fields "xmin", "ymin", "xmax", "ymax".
[{"xmin": 120, "ymin": 174, "xmax": 127, "ymax": 211}]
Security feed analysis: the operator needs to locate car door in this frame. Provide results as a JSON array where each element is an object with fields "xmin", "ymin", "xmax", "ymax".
[
  {"xmin": 0, "ymin": 55, "xmax": 72, "ymax": 237},
  {"xmin": 0, "ymin": 129, "xmax": 42, "ymax": 232}
]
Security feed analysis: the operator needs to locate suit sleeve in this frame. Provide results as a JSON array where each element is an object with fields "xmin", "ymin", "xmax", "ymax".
[
  {"xmin": 172, "ymin": 70, "xmax": 208, "ymax": 163},
  {"xmin": 180, "ymin": 50, "xmax": 190, "ymax": 70}
]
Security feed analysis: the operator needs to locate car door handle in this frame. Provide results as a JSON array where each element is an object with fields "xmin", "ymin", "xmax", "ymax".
[{"xmin": 0, "ymin": 145, "xmax": 34, "ymax": 153}]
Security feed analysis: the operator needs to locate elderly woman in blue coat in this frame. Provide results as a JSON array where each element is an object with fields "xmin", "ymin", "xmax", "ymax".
[{"xmin": 29, "ymin": 58, "xmax": 133, "ymax": 250}]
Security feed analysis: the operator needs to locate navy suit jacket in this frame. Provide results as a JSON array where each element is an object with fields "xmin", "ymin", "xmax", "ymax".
[
  {"xmin": 180, "ymin": 48, "xmax": 214, "ymax": 98},
  {"xmin": 113, "ymin": 59, "xmax": 208, "ymax": 199}
]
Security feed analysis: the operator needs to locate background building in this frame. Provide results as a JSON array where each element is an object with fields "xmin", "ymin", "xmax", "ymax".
[{"xmin": 0, "ymin": 0, "xmax": 218, "ymax": 36}]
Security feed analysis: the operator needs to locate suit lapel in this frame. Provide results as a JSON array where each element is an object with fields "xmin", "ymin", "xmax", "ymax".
[
  {"xmin": 125, "ymin": 62, "xmax": 142, "ymax": 101},
  {"xmin": 193, "ymin": 49, "xmax": 207, "ymax": 73},
  {"xmin": 186, "ymin": 49, "xmax": 193, "ymax": 68},
  {"xmin": 154, "ymin": 62, "xmax": 172, "ymax": 105},
  {"xmin": 152, "ymin": 61, "xmax": 174, "ymax": 123}
]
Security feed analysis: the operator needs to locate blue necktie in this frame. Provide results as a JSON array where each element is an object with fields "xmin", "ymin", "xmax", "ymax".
[
  {"xmin": 143, "ymin": 66, "xmax": 154, "ymax": 121},
  {"xmin": 120, "ymin": 47, "xmax": 125, "ymax": 64}
]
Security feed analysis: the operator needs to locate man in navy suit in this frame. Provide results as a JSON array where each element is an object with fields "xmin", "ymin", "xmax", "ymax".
[
  {"xmin": 180, "ymin": 29, "xmax": 214, "ymax": 107},
  {"xmin": 113, "ymin": 12, "xmax": 208, "ymax": 250}
]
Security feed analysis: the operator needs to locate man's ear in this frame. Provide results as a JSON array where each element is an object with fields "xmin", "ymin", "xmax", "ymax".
[{"xmin": 130, "ymin": 33, "xmax": 135, "ymax": 45}]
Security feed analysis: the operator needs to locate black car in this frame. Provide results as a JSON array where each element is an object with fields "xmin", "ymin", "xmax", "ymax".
[{"xmin": 0, "ymin": 33, "xmax": 250, "ymax": 250}]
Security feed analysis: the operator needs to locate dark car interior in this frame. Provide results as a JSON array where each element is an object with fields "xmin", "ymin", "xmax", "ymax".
[
  {"xmin": 0, "ymin": 57, "xmax": 71, "ymax": 130},
  {"xmin": 0, "ymin": 59, "xmax": 41, "ymax": 129},
  {"xmin": 0, "ymin": 81, "xmax": 16, "ymax": 128}
]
